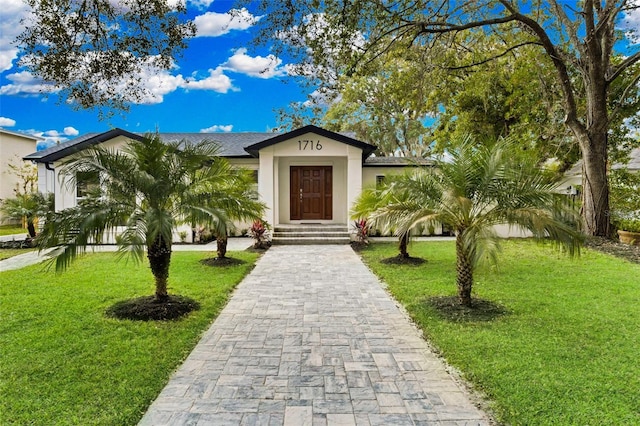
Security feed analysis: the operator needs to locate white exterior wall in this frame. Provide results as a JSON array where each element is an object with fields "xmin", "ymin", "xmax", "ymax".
[
  {"xmin": 0, "ymin": 131, "xmax": 38, "ymax": 204},
  {"xmin": 53, "ymin": 137, "xmax": 130, "ymax": 212},
  {"xmin": 362, "ymin": 166, "xmax": 408, "ymax": 188},
  {"xmin": 256, "ymin": 132, "xmax": 363, "ymax": 225}
]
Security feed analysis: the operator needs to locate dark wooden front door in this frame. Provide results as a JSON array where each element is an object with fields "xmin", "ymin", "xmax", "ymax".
[{"xmin": 290, "ymin": 166, "xmax": 333, "ymax": 220}]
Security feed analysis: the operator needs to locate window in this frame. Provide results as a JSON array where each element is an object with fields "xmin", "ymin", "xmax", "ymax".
[
  {"xmin": 376, "ymin": 175, "xmax": 386, "ymax": 189},
  {"xmin": 248, "ymin": 169, "xmax": 259, "ymax": 200},
  {"xmin": 76, "ymin": 171, "xmax": 100, "ymax": 198}
]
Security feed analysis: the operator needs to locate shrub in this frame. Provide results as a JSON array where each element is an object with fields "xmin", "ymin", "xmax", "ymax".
[
  {"xmin": 249, "ymin": 220, "xmax": 270, "ymax": 249},
  {"xmin": 353, "ymin": 219, "xmax": 370, "ymax": 244}
]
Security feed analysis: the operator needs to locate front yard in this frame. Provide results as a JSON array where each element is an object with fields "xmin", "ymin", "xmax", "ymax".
[
  {"xmin": 0, "ymin": 224, "xmax": 27, "ymax": 236},
  {"xmin": 0, "ymin": 251, "xmax": 258, "ymax": 425},
  {"xmin": 360, "ymin": 240, "xmax": 640, "ymax": 425}
]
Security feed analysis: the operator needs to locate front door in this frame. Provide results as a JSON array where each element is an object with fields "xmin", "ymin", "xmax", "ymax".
[{"xmin": 290, "ymin": 166, "xmax": 333, "ymax": 221}]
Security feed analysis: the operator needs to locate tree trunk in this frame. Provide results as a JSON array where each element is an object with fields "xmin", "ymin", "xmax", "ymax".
[
  {"xmin": 580, "ymin": 132, "xmax": 610, "ymax": 237},
  {"xmin": 398, "ymin": 232, "xmax": 409, "ymax": 258},
  {"xmin": 455, "ymin": 232, "xmax": 473, "ymax": 307},
  {"xmin": 147, "ymin": 235, "xmax": 172, "ymax": 301},
  {"xmin": 26, "ymin": 220, "xmax": 37, "ymax": 238},
  {"xmin": 217, "ymin": 234, "xmax": 228, "ymax": 259},
  {"xmin": 568, "ymin": 78, "xmax": 611, "ymax": 237}
]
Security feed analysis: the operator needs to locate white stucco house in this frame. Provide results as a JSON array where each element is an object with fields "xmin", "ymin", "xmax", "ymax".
[
  {"xmin": 0, "ymin": 129, "xmax": 43, "ymax": 223},
  {"xmin": 24, "ymin": 125, "xmax": 435, "ymax": 243}
]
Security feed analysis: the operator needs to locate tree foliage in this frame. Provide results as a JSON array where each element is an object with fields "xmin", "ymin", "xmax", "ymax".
[
  {"xmin": 38, "ymin": 134, "xmax": 264, "ymax": 300},
  {"xmin": 252, "ymin": 0, "xmax": 640, "ymax": 236},
  {"xmin": 352, "ymin": 136, "xmax": 582, "ymax": 307},
  {"xmin": 323, "ymin": 45, "xmax": 436, "ymax": 157},
  {"xmin": 17, "ymin": 0, "xmax": 195, "ymax": 115},
  {"xmin": 7, "ymin": 155, "xmax": 38, "ymax": 196}
]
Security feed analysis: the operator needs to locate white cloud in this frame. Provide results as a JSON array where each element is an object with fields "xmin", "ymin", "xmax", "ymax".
[
  {"xmin": 200, "ymin": 124, "xmax": 233, "ymax": 133},
  {"xmin": 0, "ymin": 117, "xmax": 16, "ymax": 127},
  {"xmin": 622, "ymin": 8, "xmax": 640, "ymax": 44},
  {"xmin": 222, "ymin": 48, "xmax": 287, "ymax": 79},
  {"xmin": 183, "ymin": 66, "xmax": 235, "ymax": 92},
  {"xmin": 0, "ymin": 1, "xmax": 30, "ymax": 72},
  {"xmin": 0, "ymin": 71, "xmax": 59, "ymax": 96},
  {"xmin": 194, "ymin": 8, "xmax": 259, "ymax": 37},
  {"xmin": 188, "ymin": 0, "xmax": 215, "ymax": 10},
  {"xmin": 136, "ymin": 71, "xmax": 186, "ymax": 104},
  {"xmin": 1, "ymin": 64, "xmax": 236, "ymax": 104},
  {"xmin": 23, "ymin": 129, "xmax": 69, "ymax": 149},
  {"xmin": 63, "ymin": 126, "xmax": 79, "ymax": 136}
]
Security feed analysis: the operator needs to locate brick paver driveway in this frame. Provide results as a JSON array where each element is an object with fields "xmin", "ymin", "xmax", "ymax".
[{"xmin": 139, "ymin": 245, "xmax": 490, "ymax": 425}]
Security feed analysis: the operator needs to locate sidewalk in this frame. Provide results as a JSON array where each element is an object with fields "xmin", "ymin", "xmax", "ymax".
[
  {"xmin": 139, "ymin": 245, "xmax": 490, "ymax": 425},
  {"xmin": 0, "ymin": 238, "xmax": 253, "ymax": 272}
]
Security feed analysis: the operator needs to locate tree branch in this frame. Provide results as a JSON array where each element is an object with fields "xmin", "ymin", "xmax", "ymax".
[
  {"xmin": 445, "ymin": 41, "xmax": 543, "ymax": 71},
  {"xmin": 609, "ymin": 72, "xmax": 640, "ymax": 120},
  {"xmin": 415, "ymin": 15, "xmax": 519, "ymax": 35},
  {"xmin": 498, "ymin": 0, "xmax": 582, "ymax": 134},
  {"xmin": 608, "ymin": 51, "xmax": 640, "ymax": 83}
]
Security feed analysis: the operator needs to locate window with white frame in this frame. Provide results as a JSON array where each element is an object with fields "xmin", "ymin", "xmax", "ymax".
[{"xmin": 76, "ymin": 171, "xmax": 100, "ymax": 199}]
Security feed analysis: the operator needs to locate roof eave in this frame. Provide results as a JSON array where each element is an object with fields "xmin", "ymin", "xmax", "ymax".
[
  {"xmin": 25, "ymin": 128, "xmax": 143, "ymax": 163},
  {"xmin": 244, "ymin": 125, "xmax": 377, "ymax": 159}
]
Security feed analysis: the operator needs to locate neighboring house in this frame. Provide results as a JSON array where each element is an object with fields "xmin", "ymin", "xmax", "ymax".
[
  {"xmin": 24, "ymin": 125, "xmax": 435, "ymax": 240},
  {"xmin": 0, "ymin": 129, "xmax": 42, "ymax": 223},
  {"xmin": 561, "ymin": 146, "xmax": 640, "ymax": 193}
]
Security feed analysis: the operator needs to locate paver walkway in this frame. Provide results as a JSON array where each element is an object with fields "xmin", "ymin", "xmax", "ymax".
[{"xmin": 139, "ymin": 245, "xmax": 490, "ymax": 425}]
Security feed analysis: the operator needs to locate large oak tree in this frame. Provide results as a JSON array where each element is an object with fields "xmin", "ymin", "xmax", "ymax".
[
  {"xmin": 252, "ymin": 0, "xmax": 640, "ymax": 237},
  {"xmin": 17, "ymin": 0, "xmax": 195, "ymax": 115}
]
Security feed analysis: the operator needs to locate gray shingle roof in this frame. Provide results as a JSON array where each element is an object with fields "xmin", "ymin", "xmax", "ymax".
[
  {"xmin": 24, "ymin": 129, "xmax": 275, "ymax": 162},
  {"xmin": 24, "ymin": 126, "xmax": 377, "ymax": 163},
  {"xmin": 160, "ymin": 132, "xmax": 274, "ymax": 157},
  {"xmin": 565, "ymin": 146, "xmax": 640, "ymax": 176},
  {"xmin": 364, "ymin": 156, "xmax": 434, "ymax": 166}
]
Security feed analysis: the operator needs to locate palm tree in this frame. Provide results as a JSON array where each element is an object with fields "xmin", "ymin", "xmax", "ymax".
[
  {"xmin": 38, "ymin": 133, "xmax": 264, "ymax": 301},
  {"xmin": 352, "ymin": 137, "xmax": 582, "ymax": 307},
  {"xmin": 1, "ymin": 192, "xmax": 53, "ymax": 239},
  {"xmin": 353, "ymin": 185, "xmax": 417, "ymax": 258}
]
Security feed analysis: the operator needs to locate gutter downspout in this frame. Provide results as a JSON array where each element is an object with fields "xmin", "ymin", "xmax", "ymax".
[{"xmin": 44, "ymin": 162, "xmax": 55, "ymax": 204}]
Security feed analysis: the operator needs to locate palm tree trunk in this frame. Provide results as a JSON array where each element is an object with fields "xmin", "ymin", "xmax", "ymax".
[
  {"xmin": 217, "ymin": 234, "xmax": 228, "ymax": 259},
  {"xmin": 147, "ymin": 235, "xmax": 172, "ymax": 301},
  {"xmin": 455, "ymin": 232, "xmax": 473, "ymax": 307},
  {"xmin": 26, "ymin": 220, "xmax": 37, "ymax": 238},
  {"xmin": 398, "ymin": 232, "xmax": 409, "ymax": 258}
]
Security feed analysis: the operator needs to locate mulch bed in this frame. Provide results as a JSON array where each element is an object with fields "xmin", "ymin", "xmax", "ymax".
[
  {"xmin": 426, "ymin": 296, "xmax": 509, "ymax": 322},
  {"xmin": 380, "ymin": 255, "xmax": 426, "ymax": 266},
  {"xmin": 105, "ymin": 295, "xmax": 200, "ymax": 321},
  {"xmin": 245, "ymin": 246, "xmax": 270, "ymax": 254},
  {"xmin": 585, "ymin": 237, "xmax": 640, "ymax": 264},
  {"xmin": 200, "ymin": 257, "xmax": 246, "ymax": 267},
  {"xmin": 0, "ymin": 239, "xmax": 35, "ymax": 249}
]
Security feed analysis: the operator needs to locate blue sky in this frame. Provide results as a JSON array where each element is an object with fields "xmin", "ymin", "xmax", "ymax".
[
  {"xmin": 0, "ymin": 0, "xmax": 310, "ymax": 150},
  {"xmin": 2, "ymin": 1, "xmax": 640, "ymax": 151}
]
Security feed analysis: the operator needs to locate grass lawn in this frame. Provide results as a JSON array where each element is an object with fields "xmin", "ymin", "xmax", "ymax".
[
  {"xmin": 0, "ymin": 225, "xmax": 27, "ymax": 236},
  {"xmin": 0, "ymin": 250, "xmax": 258, "ymax": 425},
  {"xmin": 360, "ymin": 240, "xmax": 640, "ymax": 425},
  {"xmin": 0, "ymin": 248, "xmax": 33, "ymax": 261}
]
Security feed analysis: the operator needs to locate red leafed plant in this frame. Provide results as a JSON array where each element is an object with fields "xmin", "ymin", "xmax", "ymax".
[
  {"xmin": 353, "ymin": 219, "xmax": 370, "ymax": 245},
  {"xmin": 249, "ymin": 219, "xmax": 270, "ymax": 249}
]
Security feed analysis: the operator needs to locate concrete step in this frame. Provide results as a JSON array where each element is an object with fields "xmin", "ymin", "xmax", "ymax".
[
  {"xmin": 271, "ymin": 224, "xmax": 351, "ymax": 245},
  {"xmin": 271, "ymin": 236, "xmax": 351, "ymax": 245},
  {"xmin": 272, "ymin": 231, "xmax": 349, "ymax": 238},
  {"xmin": 274, "ymin": 225, "xmax": 348, "ymax": 233}
]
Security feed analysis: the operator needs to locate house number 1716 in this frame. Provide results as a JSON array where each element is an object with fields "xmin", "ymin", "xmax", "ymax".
[{"xmin": 298, "ymin": 140, "xmax": 323, "ymax": 151}]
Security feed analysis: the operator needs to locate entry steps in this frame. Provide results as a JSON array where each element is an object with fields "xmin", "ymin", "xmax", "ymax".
[{"xmin": 271, "ymin": 224, "xmax": 351, "ymax": 245}]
